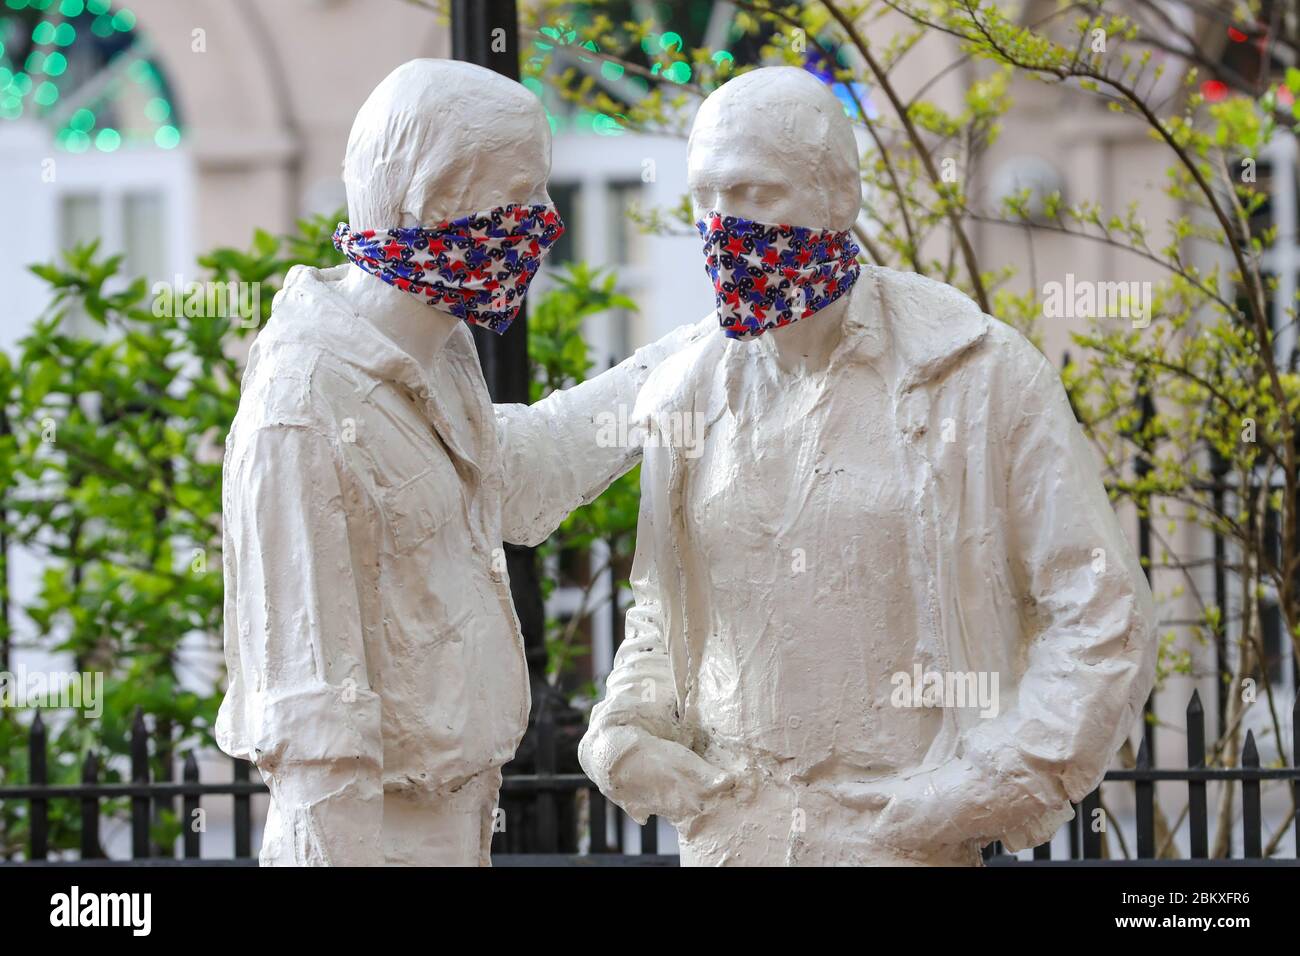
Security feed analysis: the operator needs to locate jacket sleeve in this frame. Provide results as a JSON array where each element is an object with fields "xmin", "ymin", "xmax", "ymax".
[
  {"xmin": 216, "ymin": 424, "xmax": 385, "ymax": 866},
  {"xmin": 495, "ymin": 316, "xmax": 711, "ymax": 547},
  {"xmin": 577, "ymin": 474, "xmax": 691, "ymax": 824},
  {"xmin": 960, "ymin": 347, "xmax": 1158, "ymax": 852}
]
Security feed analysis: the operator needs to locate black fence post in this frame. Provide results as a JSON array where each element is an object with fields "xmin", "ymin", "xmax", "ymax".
[
  {"xmin": 232, "ymin": 757, "xmax": 252, "ymax": 859},
  {"xmin": 80, "ymin": 751, "xmax": 101, "ymax": 859},
  {"xmin": 130, "ymin": 709, "xmax": 150, "ymax": 859},
  {"xmin": 183, "ymin": 752, "xmax": 201, "ymax": 859},
  {"xmin": 1241, "ymin": 730, "xmax": 1261, "ymax": 858},
  {"xmin": 1135, "ymin": 735, "xmax": 1155, "ymax": 859},
  {"xmin": 589, "ymin": 786, "xmax": 607, "ymax": 853},
  {"xmin": 1133, "ymin": 381, "xmax": 1156, "ymax": 758},
  {"xmin": 29, "ymin": 710, "xmax": 47, "ymax": 861},
  {"xmin": 534, "ymin": 694, "xmax": 557, "ymax": 853},
  {"xmin": 641, "ymin": 816, "xmax": 658, "ymax": 854},
  {"xmin": 1187, "ymin": 690, "xmax": 1208, "ymax": 858}
]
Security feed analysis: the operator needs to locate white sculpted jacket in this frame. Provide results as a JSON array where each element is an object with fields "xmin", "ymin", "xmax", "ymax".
[
  {"xmin": 215, "ymin": 264, "xmax": 708, "ymax": 864},
  {"xmin": 581, "ymin": 265, "xmax": 1158, "ymax": 857}
]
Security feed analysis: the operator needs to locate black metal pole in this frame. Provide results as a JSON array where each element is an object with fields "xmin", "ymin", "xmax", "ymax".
[
  {"xmin": 450, "ymin": 0, "xmax": 546, "ymax": 677},
  {"xmin": 1134, "ymin": 383, "xmax": 1156, "ymax": 759}
]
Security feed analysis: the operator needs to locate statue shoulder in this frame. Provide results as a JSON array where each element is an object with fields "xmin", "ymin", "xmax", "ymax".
[
  {"xmin": 866, "ymin": 264, "xmax": 984, "ymax": 318},
  {"xmin": 633, "ymin": 315, "xmax": 725, "ymax": 422}
]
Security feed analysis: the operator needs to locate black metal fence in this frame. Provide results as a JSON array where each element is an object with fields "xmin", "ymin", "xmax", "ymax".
[
  {"xmin": 1, "ymin": 689, "xmax": 1295, "ymax": 865},
  {"xmin": 0, "ymin": 702, "xmax": 669, "ymax": 866}
]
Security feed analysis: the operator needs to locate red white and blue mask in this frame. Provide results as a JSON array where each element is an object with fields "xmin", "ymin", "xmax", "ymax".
[
  {"xmin": 697, "ymin": 211, "xmax": 861, "ymax": 340},
  {"xmin": 332, "ymin": 203, "xmax": 564, "ymax": 334}
]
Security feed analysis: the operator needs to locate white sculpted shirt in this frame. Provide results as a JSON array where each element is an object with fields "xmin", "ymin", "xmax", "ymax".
[{"xmin": 683, "ymin": 348, "xmax": 943, "ymax": 782}]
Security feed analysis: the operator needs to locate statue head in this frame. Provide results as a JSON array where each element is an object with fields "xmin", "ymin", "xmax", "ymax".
[
  {"xmin": 342, "ymin": 59, "xmax": 553, "ymax": 231},
  {"xmin": 687, "ymin": 66, "xmax": 860, "ymax": 231}
]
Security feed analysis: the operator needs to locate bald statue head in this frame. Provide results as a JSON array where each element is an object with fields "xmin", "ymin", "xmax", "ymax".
[
  {"xmin": 688, "ymin": 66, "xmax": 860, "ymax": 232},
  {"xmin": 343, "ymin": 59, "xmax": 553, "ymax": 231}
]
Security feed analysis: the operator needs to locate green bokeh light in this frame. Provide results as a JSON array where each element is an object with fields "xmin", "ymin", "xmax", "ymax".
[
  {"xmin": 155, "ymin": 124, "xmax": 180, "ymax": 148},
  {"xmin": 33, "ymin": 80, "xmax": 58, "ymax": 105},
  {"xmin": 592, "ymin": 113, "xmax": 625, "ymax": 136},
  {"xmin": 144, "ymin": 96, "xmax": 170, "ymax": 122},
  {"xmin": 659, "ymin": 32, "xmax": 683, "ymax": 52},
  {"xmin": 65, "ymin": 128, "xmax": 90, "ymax": 152},
  {"xmin": 3, "ymin": 0, "xmax": 182, "ymax": 153},
  {"xmin": 664, "ymin": 61, "xmax": 691, "ymax": 84},
  {"xmin": 600, "ymin": 60, "xmax": 624, "ymax": 81}
]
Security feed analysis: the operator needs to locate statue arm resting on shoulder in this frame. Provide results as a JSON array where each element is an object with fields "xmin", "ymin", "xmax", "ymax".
[{"xmin": 494, "ymin": 317, "xmax": 711, "ymax": 547}]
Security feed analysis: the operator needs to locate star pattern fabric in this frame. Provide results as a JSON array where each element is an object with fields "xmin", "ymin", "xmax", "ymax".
[
  {"xmin": 696, "ymin": 210, "xmax": 861, "ymax": 340},
  {"xmin": 332, "ymin": 203, "xmax": 564, "ymax": 334}
]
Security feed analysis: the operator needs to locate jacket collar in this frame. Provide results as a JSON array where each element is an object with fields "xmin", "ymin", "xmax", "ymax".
[
  {"xmin": 260, "ymin": 264, "xmax": 495, "ymax": 479},
  {"xmin": 708, "ymin": 265, "xmax": 990, "ymax": 421},
  {"xmin": 854, "ymin": 265, "xmax": 989, "ymax": 391}
]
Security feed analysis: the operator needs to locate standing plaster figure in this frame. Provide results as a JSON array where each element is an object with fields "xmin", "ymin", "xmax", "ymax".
[
  {"xmin": 579, "ymin": 67, "xmax": 1158, "ymax": 866},
  {"xmin": 215, "ymin": 59, "xmax": 707, "ymax": 866}
]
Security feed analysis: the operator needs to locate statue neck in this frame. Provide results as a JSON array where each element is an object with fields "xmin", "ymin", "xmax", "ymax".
[
  {"xmin": 338, "ymin": 266, "xmax": 461, "ymax": 381},
  {"xmin": 757, "ymin": 292, "xmax": 853, "ymax": 377}
]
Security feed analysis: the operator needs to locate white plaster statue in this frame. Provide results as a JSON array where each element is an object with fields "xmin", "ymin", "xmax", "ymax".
[
  {"xmin": 579, "ymin": 67, "xmax": 1158, "ymax": 866},
  {"xmin": 215, "ymin": 59, "xmax": 708, "ymax": 866}
]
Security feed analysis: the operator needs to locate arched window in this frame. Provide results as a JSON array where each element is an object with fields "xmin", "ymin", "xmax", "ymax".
[
  {"xmin": 0, "ymin": 0, "xmax": 181, "ymax": 150},
  {"xmin": 0, "ymin": 0, "xmax": 193, "ymax": 347}
]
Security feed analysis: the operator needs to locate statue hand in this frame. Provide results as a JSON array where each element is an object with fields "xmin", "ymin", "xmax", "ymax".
[
  {"xmin": 611, "ymin": 734, "xmax": 737, "ymax": 828},
  {"xmin": 854, "ymin": 757, "xmax": 995, "ymax": 852}
]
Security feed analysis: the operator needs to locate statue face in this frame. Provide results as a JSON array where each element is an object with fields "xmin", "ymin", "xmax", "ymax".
[
  {"xmin": 687, "ymin": 67, "xmax": 861, "ymax": 231},
  {"xmin": 687, "ymin": 119, "xmax": 806, "ymax": 226},
  {"xmin": 344, "ymin": 59, "xmax": 553, "ymax": 230}
]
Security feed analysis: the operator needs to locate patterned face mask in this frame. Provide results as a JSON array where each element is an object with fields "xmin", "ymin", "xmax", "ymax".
[
  {"xmin": 696, "ymin": 210, "xmax": 861, "ymax": 340},
  {"xmin": 332, "ymin": 203, "xmax": 564, "ymax": 334}
]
